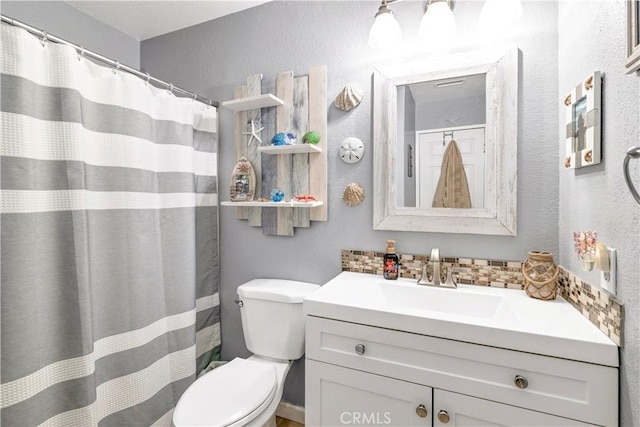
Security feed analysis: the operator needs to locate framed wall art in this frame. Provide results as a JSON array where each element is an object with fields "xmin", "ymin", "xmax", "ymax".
[
  {"xmin": 563, "ymin": 71, "xmax": 602, "ymax": 169},
  {"xmin": 626, "ymin": 0, "xmax": 640, "ymax": 73}
]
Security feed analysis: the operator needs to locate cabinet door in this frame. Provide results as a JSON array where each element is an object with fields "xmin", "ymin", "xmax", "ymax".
[
  {"xmin": 306, "ymin": 360, "xmax": 432, "ymax": 427},
  {"xmin": 433, "ymin": 390, "xmax": 595, "ymax": 427}
]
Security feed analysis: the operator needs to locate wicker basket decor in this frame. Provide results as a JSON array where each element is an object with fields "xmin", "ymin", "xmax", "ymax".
[{"xmin": 522, "ymin": 251, "xmax": 559, "ymax": 301}]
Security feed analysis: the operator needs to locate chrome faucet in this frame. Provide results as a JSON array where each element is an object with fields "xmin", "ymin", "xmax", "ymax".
[{"xmin": 418, "ymin": 248, "xmax": 457, "ymax": 288}]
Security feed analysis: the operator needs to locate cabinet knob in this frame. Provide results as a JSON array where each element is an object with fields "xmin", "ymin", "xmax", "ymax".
[
  {"xmin": 514, "ymin": 375, "xmax": 529, "ymax": 389},
  {"xmin": 355, "ymin": 344, "xmax": 366, "ymax": 355},
  {"xmin": 415, "ymin": 404, "xmax": 428, "ymax": 418},
  {"xmin": 437, "ymin": 410, "xmax": 450, "ymax": 423}
]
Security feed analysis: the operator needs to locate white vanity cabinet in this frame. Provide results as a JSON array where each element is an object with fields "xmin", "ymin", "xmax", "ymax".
[
  {"xmin": 306, "ymin": 359, "xmax": 433, "ymax": 426},
  {"xmin": 305, "ymin": 316, "xmax": 617, "ymax": 427}
]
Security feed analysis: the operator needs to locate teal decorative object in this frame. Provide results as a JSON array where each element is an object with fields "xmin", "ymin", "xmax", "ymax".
[
  {"xmin": 270, "ymin": 188, "xmax": 285, "ymax": 202},
  {"xmin": 303, "ymin": 130, "xmax": 321, "ymax": 145},
  {"xmin": 271, "ymin": 133, "xmax": 286, "ymax": 146}
]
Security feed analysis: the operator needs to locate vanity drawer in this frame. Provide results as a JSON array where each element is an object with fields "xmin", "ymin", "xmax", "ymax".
[{"xmin": 306, "ymin": 316, "xmax": 618, "ymax": 426}]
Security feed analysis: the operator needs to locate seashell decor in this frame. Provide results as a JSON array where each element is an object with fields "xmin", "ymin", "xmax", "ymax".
[
  {"xmin": 334, "ymin": 84, "xmax": 363, "ymax": 111},
  {"xmin": 342, "ymin": 183, "xmax": 365, "ymax": 207}
]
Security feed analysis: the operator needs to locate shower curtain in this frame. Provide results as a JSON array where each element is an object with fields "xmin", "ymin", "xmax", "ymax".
[{"xmin": 1, "ymin": 23, "xmax": 220, "ymax": 426}]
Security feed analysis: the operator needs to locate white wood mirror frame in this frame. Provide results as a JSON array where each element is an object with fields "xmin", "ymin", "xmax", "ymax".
[{"xmin": 373, "ymin": 46, "xmax": 519, "ymax": 235}]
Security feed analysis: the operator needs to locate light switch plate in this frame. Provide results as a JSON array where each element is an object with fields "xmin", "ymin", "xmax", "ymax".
[{"xmin": 600, "ymin": 247, "xmax": 617, "ymax": 295}]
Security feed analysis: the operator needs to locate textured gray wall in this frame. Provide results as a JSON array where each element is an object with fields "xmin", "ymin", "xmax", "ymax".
[
  {"xmin": 557, "ymin": 2, "xmax": 640, "ymax": 425},
  {"xmin": 1, "ymin": 1, "xmax": 140, "ymax": 68},
  {"xmin": 141, "ymin": 0, "xmax": 560, "ymax": 406}
]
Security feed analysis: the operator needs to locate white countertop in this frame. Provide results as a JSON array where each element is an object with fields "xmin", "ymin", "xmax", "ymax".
[{"xmin": 303, "ymin": 272, "xmax": 618, "ymax": 367}]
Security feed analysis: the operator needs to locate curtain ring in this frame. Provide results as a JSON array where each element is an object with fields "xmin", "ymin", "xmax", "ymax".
[
  {"xmin": 112, "ymin": 61, "xmax": 120, "ymax": 75},
  {"xmin": 144, "ymin": 72, "xmax": 151, "ymax": 86},
  {"xmin": 77, "ymin": 46, "xmax": 85, "ymax": 61},
  {"xmin": 193, "ymin": 92, "xmax": 198, "ymax": 101},
  {"xmin": 40, "ymin": 32, "xmax": 48, "ymax": 47},
  {"xmin": 168, "ymin": 83, "xmax": 174, "ymax": 95}
]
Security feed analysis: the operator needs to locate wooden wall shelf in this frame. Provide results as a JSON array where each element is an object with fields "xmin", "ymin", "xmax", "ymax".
[
  {"xmin": 221, "ymin": 94, "xmax": 284, "ymax": 111},
  {"xmin": 257, "ymin": 144, "xmax": 322, "ymax": 155},
  {"xmin": 227, "ymin": 67, "xmax": 328, "ymax": 236},
  {"xmin": 221, "ymin": 201, "xmax": 323, "ymax": 208}
]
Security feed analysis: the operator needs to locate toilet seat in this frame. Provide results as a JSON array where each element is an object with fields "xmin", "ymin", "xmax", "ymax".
[{"xmin": 173, "ymin": 358, "xmax": 278, "ymax": 427}]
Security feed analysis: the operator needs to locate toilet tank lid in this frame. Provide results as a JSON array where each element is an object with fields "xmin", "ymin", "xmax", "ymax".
[{"xmin": 237, "ymin": 279, "xmax": 320, "ymax": 303}]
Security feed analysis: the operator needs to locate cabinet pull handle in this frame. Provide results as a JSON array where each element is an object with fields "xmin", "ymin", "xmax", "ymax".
[
  {"xmin": 355, "ymin": 344, "xmax": 366, "ymax": 355},
  {"xmin": 514, "ymin": 375, "xmax": 529, "ymax": 389},
  {"xmin": 437, "ymin": 410, "xmax": 450, "ymax": 423},
  {"xmin": 415, "ymin": 404, "xmax": 428, "ymax": 418}
]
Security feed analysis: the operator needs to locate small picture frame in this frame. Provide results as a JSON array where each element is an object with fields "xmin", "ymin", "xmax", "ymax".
[
  {"xmin": 229, "ymin": 157, "xmax": 256, "ymax": 201},
  {"xmin": 626, "ymin": 0, "xmax": 640, "ymax": 73},
  {"xmin": 563, "ymin": 72, "xmax": 601, "ymax": 169}
]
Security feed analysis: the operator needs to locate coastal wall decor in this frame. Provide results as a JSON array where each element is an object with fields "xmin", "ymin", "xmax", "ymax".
[
  {"xmin": 563, "ymin": 71, "xmax": 602, "ymax": 169},
  {"xmin": 626, "ymin": 0, "xmax": 640, "ymax": 73},
  {"xmin": 334, "ymin": 84, "xmax": 363, "ymax": 111},
  {"xmin": 220, "ymin": 67, "xmax": 328, "ymax": 236},
  {"xmin": 343, "ymin": 183, "xmax": 365, "ymax": 206}
]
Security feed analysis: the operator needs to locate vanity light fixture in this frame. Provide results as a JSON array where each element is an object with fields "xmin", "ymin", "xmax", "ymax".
[
  {"xmin": 478, "ymin": 0, "xmax": 524, "ymax": 39},
  {"xmin": 419, "ymin": 0, "xmax": 456, "ymax": 50},
  {"xmin": 367, "ymin": 0, "xmax": 402, "ymax": 49},
  {"xmin": 367, "ymin": 0, "xmax": 523, "ymax": 49}
]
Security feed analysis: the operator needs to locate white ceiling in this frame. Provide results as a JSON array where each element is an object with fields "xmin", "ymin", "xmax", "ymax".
[{"xmin": 65, "ymin": 1, "xmax": 272, "ymax": 41}]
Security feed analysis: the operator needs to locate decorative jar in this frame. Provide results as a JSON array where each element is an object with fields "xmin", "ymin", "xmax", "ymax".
[{"xmin": 522, "ymin": 251, "xmax": 559, "ymax": 301}]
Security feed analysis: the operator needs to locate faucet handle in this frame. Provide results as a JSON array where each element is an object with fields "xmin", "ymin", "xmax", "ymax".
[
  {"xmin": 443, "ymin": 270, "xmax": 457, "ymax": 288},
  {"xmin": 418, "ymin": 262, "xmax": 431, "ymax": 286}
]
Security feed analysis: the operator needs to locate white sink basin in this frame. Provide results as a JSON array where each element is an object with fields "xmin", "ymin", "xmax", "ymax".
[
  {"xmin": 303, "ymin": 271, "xmax": 618, "ymax": 367},
  {"xmin": 378, "ymin": 280, "xmax": 510, "ymax": 320}
]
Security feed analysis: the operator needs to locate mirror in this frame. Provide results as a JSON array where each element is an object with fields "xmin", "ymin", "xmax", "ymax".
[
  {"xmin": 373, "ymin": 46, "xmax": 518, "ymax": 235},
  {"xmin": 397, "ymin": 73, "xmax": 486, "ymax": 209}
]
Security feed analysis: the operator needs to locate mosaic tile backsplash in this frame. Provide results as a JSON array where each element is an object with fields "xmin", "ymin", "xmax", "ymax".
[{"xmin": 341, "ymin": 249, "xmax": 623, "ymax": 346}]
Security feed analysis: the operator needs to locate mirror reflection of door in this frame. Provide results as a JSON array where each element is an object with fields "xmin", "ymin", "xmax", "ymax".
[
  {"xmin": 415, "ymin": 127, "xmax": 485, "ymax": 209},
  {"xmin": 396, "ymin": 73, "xmax": 486, "ymax": 208}
]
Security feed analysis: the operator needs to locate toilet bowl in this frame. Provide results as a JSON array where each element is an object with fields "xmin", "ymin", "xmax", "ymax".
[
  {"xmin": 173, "ymin": 356, "xmax": 289, "ymax": 427},
  {"xmin": 173, "ymin": 279, "xmax": 320, "ymax": 427}
]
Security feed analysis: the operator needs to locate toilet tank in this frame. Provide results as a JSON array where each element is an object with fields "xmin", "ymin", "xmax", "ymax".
[{"xmin": 237, "ymin": 279, "xmax": 320, "ymax": 361}]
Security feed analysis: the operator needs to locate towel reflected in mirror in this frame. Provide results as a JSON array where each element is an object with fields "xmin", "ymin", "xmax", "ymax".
[{"xmin": 432, "ymin": 140, "xmax": 472, "ymax": 208}]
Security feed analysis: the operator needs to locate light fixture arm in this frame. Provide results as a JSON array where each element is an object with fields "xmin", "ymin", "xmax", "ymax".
[
  {"xmin": 426, "ymin": 0, "xmax": 455, "ymax": 12},
  {"xmin": 375, "ymin": 0, "xmax": 400, "ymax": 17}
]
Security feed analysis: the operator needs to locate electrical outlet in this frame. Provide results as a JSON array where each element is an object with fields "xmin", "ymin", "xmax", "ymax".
[{"xmin": 600, "ymin": 247, "xmax": 617, "ymax": 295}]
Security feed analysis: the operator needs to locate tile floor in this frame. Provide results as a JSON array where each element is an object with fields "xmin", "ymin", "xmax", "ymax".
[{"xmin": 276, "ymin": 416, "xmax": 304, "ymax": 427}]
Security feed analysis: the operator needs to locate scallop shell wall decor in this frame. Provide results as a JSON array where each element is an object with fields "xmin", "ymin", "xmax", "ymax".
[
  {"xmin": 343, "ymin": 183, "xmax": 365, "ymax": 207},
  {"xmin": 334, "ymin": 84, "xmax": 363, "ymax": 111}
]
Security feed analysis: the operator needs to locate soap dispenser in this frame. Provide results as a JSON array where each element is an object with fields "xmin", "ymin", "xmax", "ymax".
[{"xmin": 383, "ymin": 240, "xmax": 399, "ymax": 280}]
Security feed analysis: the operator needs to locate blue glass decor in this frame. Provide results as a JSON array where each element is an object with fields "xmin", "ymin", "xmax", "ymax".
[{"xmin": 270, "ymin": 188, "xmax": 285, "ymax": 202}]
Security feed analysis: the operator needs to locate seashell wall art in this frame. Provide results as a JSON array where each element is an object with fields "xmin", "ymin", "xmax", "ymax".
[
  {"xmin": 334, "ymin": 84, "xmax": 363, "ymax": 111},
  {"xmin": 342, "ymin": 183, "xmax": 365, "ymax": 207}
]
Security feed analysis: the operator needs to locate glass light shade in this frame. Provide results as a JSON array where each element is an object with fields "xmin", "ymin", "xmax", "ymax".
[
  {"xmin": 368, "ymin": 11, "xmax": 402, "ymax": 49},
  {"xmin": 478, "ymin": 0, "xmax": 523, "ymax": 39},
  {"xmin": 418, "ymin": 1, "xmax": 456, "ymax": 50}
]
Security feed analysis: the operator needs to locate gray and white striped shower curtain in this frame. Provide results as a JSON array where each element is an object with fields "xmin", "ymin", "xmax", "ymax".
[{"xmin": 1, "ymin": 23, "xmax": 220, "ymax": 426}]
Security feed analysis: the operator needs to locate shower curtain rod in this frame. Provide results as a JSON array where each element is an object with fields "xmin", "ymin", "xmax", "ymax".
[{"xmin": 1, "ymin": 14, "xmax": 219, "ymax": 108}]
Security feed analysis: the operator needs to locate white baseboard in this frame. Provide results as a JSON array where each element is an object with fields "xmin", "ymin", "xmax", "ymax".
[{"xmin": 276, "ymin": 401, "xmax": 305, "ymax": 424}]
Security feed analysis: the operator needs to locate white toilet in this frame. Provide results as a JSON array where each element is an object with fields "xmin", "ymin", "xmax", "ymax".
[{"xmin": 173, "ymin": 278, "xmax": 320, "ymax": 427}]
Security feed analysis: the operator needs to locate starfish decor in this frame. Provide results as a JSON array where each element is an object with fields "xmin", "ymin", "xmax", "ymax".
[
  {"xmin": 242, "ymin": 120, "xmax": 265, "ymax": 145},
  {"xmin": 445, "ymin": 113, "xmax": 459, "ymax": 127}
]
